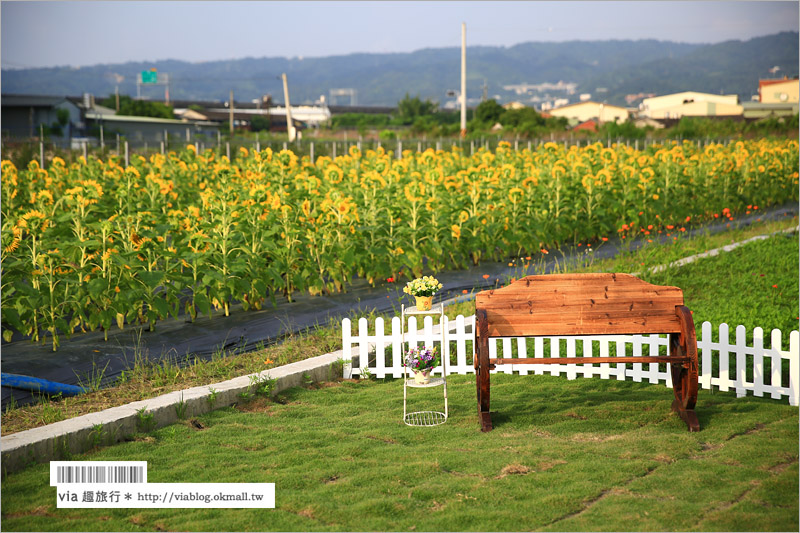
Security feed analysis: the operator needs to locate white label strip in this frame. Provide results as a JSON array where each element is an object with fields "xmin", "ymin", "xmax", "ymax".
[{"xmin": 56, "ymin": 483, "xmax": 275, "ymax": 508}]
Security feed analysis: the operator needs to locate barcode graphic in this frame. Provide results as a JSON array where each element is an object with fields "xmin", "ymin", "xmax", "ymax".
[{"xmin": 51, "ymin": 462, "xmax": 147, "ymax": 485}]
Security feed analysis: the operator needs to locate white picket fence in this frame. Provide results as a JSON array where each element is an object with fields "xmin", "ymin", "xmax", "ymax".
[{"xmin": 342, "ymin": 315, "xmax": 800, "ymax": 406}]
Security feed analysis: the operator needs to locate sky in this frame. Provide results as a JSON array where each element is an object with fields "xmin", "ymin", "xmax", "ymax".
[{"xmin": 1, "ymin": 1, "xmax": 798, "ymax": 70}]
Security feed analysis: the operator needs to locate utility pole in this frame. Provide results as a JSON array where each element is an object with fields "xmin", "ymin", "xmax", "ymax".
[
  {"xmin": 482, "ymin": 79, "xmax": 488, "ymax": 102},
  {"xmin": 115, "ymin": 85, "xmax": 120, "ymax": 112},
  {"xmin": 282, "ymin": 73, "xmax": 296, "ymax": 142},
  {"xmin": 229, "ymin": 90, "xmax": 234, "ymax": 135},
  {"xmin": 460, "ymin": 22, "xmax": 467, "ymax": 138}
]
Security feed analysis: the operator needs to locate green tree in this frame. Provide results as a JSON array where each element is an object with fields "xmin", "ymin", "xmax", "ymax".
[
  {"xmin": 397, "ymin": 94, "xmax": 437, "ymax": 124},
  {"xmin": 474, "ymin": 99, "xmax": 504, "ymax": 124},
  {"xmin": 250, "ymin": 115, "xmax": 271, "ymax": 132},
  {"xmin": 101, "ymin": 95, "xmax": 174, "ymax": 119}
]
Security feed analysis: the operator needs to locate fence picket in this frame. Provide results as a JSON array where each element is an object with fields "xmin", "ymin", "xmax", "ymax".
[
  {"xmin": 391, "ymin": 317, "xmax": 403, "ymax": 378},
  {"xmin": 374, "ymin": 317, "xmax": 386, "ymax": 378},
  {"xmin": 700, "ymin": 322, "xmax": 713, "ymax": 390},
  {"xmin": 342, "ymin": 314, "xmax": 799, "ymax": 404},
  {"xmin": 790, "ymin": 331, "xmax": 799, "ymax": 406},
  {"xmin": 718, "ymin": 323, "xmax": 731, "ymax": 392},
  {"xmin": 752, "ymin": 327, "xmax": 764, "ymax": 397},
  {"xmin": 342, "ymin": 318, "xmax": 353, "ymax": 378},
  {"xmin": 769, "ymin": 329, "xmax": 782, "ymax": 400},
  {"xmin": 358, "ymin": 317, "xmax": 369, "ymax": 374},
  {"xmin": 736, "ymin": 325, "xmax": 747, "ymax": 398}
]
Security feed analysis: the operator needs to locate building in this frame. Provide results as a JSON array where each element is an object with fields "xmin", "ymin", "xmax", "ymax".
[
  {"xmin": 1, "ymin": 94, "xmax": 82, "ymax": 139},
  {"xmin": 548, "ymin": 101, "xmax": 629, "ymax": 124},
  {"xmin": 639, "ymin": 91, "xmax": 742, "ymax": 119},
  {"xmin": 758, "ymin": 78, "xmax": 799, "ymax": 104},
  {"xmin": 502, "ymin": 101, "xmax": 527, "ymax": 111},
  {"xmin": 85, "ymin": 112, "xmax": 220, "ymax": 143}
]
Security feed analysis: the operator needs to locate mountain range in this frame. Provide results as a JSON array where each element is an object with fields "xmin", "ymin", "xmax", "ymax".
[{"xmin": 2, "ymin": 31, "xmax": 797, "ymax": 108}]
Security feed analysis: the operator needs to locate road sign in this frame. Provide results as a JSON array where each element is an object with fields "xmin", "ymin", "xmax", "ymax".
[{"xmin": 141, "ymin": 70, "xmax": 158, "ymax": 84}]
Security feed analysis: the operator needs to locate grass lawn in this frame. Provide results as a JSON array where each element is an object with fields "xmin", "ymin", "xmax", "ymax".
[{"xmin": 1, "ymin": 374, "xmax": 797, "ymax": 532}]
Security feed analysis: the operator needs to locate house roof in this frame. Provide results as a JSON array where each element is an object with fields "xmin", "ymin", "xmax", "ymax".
[
  {"xmin": 1, "ymin": 94, "xmax": 69, "ymax": 107},
  {"xmin": 551, "ymin": 100, "xmax": 627, "ymax": 112},
  {"xmin": 84, "ymin": 112, "xmax": 218, "ymax": 127}
]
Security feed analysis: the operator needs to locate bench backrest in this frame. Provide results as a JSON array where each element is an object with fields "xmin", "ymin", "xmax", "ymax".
[{"xmin": 475, "ymin": 273, "xmax": 685, "ymax": 337}]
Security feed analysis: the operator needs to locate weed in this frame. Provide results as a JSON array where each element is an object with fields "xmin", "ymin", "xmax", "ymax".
[
  {"xmin": 89, "ymin": 423, "xmax": 105, "ymax": 448},
  {"xmin": 135, "ymin": 407, "xmax": 156, "ymax": 433},
  {"xmin": 206, "ymin": 387, "xmax": 219, "ymax": 409},
  {"xmin": 249, "ymin": 374, "xmax": 276, "ymax": 397},
  {"xmin": 360, "ymin": 367, "xmax": 373, "ymax": 380},
  {"xmin": 74, "ymin": 359, "xmax": 110, "ymax": 393},
  {"xmin": 302, "ymin": 372, "xmax": 314, "ymax": 386},
  {"xmin": 175, "ymin": 393, "xmax": 187, "ymax": 420}
]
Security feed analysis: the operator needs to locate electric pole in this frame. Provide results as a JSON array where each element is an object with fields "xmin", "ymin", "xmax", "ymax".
[
  {"xmin": 282, "ymin": 73, "xmax": 296, "ymax": 142},
  {"xmin": 229, "ymin": 90, "xmax": 234, "ymax": 135},
  {"xmin": 460, "ymin": 22, "xmax": 467, "ymax": 138}
]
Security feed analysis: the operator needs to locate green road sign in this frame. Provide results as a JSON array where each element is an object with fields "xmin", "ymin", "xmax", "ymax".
[{"xmin": 141, "ymin": 70, "xmax": 158, "ymax": 84}]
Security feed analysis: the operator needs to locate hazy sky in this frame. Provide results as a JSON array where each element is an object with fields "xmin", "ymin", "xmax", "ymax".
[{"xmin": 2, "ymin": 1, "xmax": 798, "ymax": 69}]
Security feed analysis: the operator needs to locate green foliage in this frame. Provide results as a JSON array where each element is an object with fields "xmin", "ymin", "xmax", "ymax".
[
  {"xmin": 474, "ymin": 99, "xmax": 504, "ymax": 124},
  {"xmin": 135, "ymin": 407, "xmax": 155, "ymax": 432},
  {"xmin": 100, "ymin": 94, "xmax": 174, "ymax": 119},
  {"xmin": 397, "ymin": 93, "xmax": 437, "ymax": 124},
  {"xmin": 249, "ymin": 115, "xmax": 271, "ymax": 132},
  {"xmin": 329, "ymin": 113, "xmax": 391, "ymax": 128}
]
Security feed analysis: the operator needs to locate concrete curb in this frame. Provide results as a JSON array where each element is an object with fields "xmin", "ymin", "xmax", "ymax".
[{"xmin": 1, "ymin": 348, "xmax": 353, "ymax": 477}]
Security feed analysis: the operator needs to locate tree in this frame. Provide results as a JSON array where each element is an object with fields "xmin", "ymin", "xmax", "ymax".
[
  {"xmin": 100, "ymin": 94, "xmax": 174, "ymax": 119},
  {"xmin": 250, "ymin": 115, "xmax": 271, "ymax": 132},
  {"xmin": 474, "ymin": 99, "xmax": 504, "ymax": 124},
  {"xmin": 397, "ymin": 93, "xmax": 437, "ymax": 124}
]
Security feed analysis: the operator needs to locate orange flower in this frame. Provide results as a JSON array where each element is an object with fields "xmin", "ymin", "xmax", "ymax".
[
  {"xmin": 462, "ymin": 289, "xmax": 468, "ymax": 294},
  {"xmin": 264, "ymin": 359, "xmax": 274, "ymax": 365},
  {"xmin": 601, "ymin": 237, "xmax": 608, "ymax": 241},
  {"xmin": 482, "ymin": 274, "xmax": 490, "ymax": 279},
  {"xmin": 541, "ymin": 248, "xmax": 549, "ymax": 254},
  {"xmin": 666, "ymin": 225, "xmax": 674, "ymax": 230}
]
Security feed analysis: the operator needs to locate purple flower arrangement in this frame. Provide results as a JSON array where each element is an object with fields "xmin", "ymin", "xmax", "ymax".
[{"xmin": 404, "ymin": 346, "xmax": 439, "ymax": 372}]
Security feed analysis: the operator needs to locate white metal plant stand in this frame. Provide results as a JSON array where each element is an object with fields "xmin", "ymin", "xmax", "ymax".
[{"xmin": 401, "ymin": 303, "xmax": 448, "ymax": 426}]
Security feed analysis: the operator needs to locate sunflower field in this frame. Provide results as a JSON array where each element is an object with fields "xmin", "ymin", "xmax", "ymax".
[{"xmin": 2, "ymin": 139, "xmax": 797, "ymax": 350}]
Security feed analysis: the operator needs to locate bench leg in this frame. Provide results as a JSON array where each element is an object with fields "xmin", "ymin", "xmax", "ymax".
[
  {"xmin": 476, "ymin": 309, "xmax": 492, "ymax": 432},
  {"xmin": 671, "ymin": 310, "xmax": 700, "ymax": 432},
  {"xmin": 671, "ymin": 398, "xmax": 699, "ymax": 432}
]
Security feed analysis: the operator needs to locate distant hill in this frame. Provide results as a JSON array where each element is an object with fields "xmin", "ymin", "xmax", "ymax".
[
  {"xmin": 2, "ymin": 32, "xmax": 796, "ymax": 107},
  {"xmin": 581, "ymin": 32, "xmax": 799, "ymax": 104}
]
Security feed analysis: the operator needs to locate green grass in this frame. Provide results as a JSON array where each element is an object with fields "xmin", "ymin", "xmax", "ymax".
[
  {"xmin": 640, "ymin": 232, "xmax": 799, "ymax": 336},
  {"xmin": 1, "ymin": 375, "xmax": 797, "ymax": 531}
]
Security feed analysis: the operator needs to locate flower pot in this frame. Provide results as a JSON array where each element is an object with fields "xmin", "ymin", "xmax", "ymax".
[
  {"xmin": 413, "ymin": 369, "xmax": 431, "ymax": 385},
  {"xmin": 415, "ymin": 295, "xmax": 433, "ymax": 311}
]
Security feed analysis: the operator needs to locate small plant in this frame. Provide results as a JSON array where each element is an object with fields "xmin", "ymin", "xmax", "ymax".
[
  {"xmin": 249, "ymin": 374, "xmax": 276, "ymax": 397},
  {"xmin": 302, "ymin": 372, "xmax": 314, "ymax": 386},
  {"xmin": 238, "ymin": 390, "xmax": 253, "ymax": 402},
  {"xmin": 206, "ymin": 387, "xmax": 219, "ymax": 409},
  {"xmin": 360, "ymin": 367, "xmax": 373, "ymax": 380},
  {"xmin": 89, "ymin": 423, "xmax": 105, "ymax": 448},
  {"xmin": 135, "ymin": 407, "xmax": 155, "ymax": 433},
  {"xmin": 74, "ymin": 360, "xmax": 110, "ymax": 393},
  {"xmin": 175, "ymin": 393, "xmax": 187, "ymax": 420}
]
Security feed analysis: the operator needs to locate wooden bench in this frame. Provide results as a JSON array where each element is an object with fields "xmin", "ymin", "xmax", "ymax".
[{"xmin": 475, "ymin": 273, "xmax": 699, "ymax": 432}]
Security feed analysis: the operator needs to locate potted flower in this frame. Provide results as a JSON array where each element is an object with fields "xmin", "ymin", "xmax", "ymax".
[
  {"xmin": 402, "ymin": 276, "xmax": 443, "ymax": 311},
  {"xmin": 404, "ymin": 346, "xmax": 439, "ymax": 384}
]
